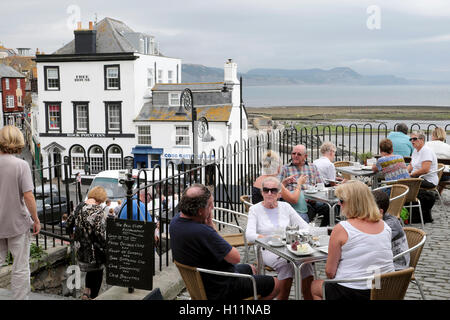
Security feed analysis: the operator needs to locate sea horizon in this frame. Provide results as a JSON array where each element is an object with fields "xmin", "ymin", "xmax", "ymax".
[{"xmin": 242, "ymin": 84, "xmax": 450, "ymax": 108}]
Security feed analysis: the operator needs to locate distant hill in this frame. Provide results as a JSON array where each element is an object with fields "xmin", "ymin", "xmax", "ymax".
[{"xmin": 181, "ymin": 64, "xmax": 415, "ymax": 85}]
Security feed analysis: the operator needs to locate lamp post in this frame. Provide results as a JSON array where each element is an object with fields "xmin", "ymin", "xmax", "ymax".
[{"xmin": 175, "ymin": 88, "xmax": 197, "ymax": 163}]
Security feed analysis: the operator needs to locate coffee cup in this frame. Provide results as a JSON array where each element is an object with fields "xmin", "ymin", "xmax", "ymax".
[
  {"xmin": 317, "ymin": 183, "xmax": 325, "ymax": 191},
  {"xmin": 307, "ymin": 184, "xmax": 316, "ymax": 192}
]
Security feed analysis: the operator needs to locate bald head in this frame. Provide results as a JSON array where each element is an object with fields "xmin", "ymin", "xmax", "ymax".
[{"xmin": 179, "ymin": 184, "xmax": 212, "ymax": 217}]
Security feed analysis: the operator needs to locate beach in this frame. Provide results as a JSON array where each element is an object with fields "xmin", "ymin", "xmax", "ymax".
[{"xmin": 246, "ymin": 105, "xmax": 450, "ymax": 121}]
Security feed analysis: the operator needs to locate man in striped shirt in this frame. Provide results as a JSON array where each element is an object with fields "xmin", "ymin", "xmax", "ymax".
[{"xmin": 278, "ymin": 145, "xmax": 330, "ymax": 226}]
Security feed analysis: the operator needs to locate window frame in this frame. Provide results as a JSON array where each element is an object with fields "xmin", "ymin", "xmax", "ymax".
[
  {"xmin": 104, "ymin": 101, "xmax": 122, "ymax": 134},
  {"xmin": 44, "ymin": 66, "xmax": 60, "ymax": 91},
  {"xmin": 168, "ymin": 70, "xmax": 173, "ymax": 83},
  {"xmin": 147, "ymin": 68, "xmax": 154, "ymax": 88},
  {"xmin": 45, "ymin": 101, "xmax": 62, "ymax": 133},
  {"xmin": 5, "ymin": 78, "xmax": 9, "ymax": 90},
  {"xmin": 104, "ymin": 64, "xmax": 121, "ymax": 90},
  {"xmin": 169, "ymin": 92, "xmax": 180, "ymax": 106},
  {"xmin": 137, "ymin": 125, "xmax": 152, "ymax": 145},
  {"xmin": 175, "ymin": 125, "xmax": 190, "ymax": 146},
  {"xmin": 72, "ymin": 102, "xmax": 90, "ymax": 133},
  {"xmin": 6, "ymin": 95, "xmax": 15, "ymax": 108}
]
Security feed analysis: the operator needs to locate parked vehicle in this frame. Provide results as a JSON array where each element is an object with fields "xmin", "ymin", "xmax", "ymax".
[{"xmin": 36, "ymin": 195, "xmax": 69, "ymax": 224}]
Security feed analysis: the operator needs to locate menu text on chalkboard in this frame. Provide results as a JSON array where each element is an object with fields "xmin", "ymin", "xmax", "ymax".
[{"xmin": 106, "ymin": 218, "xmax": 155, "ymax": 290}]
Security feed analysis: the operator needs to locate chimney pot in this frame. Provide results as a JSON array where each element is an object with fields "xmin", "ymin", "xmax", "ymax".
[
  {"xmin": 89, "ymin": 21, "xmax": 93, "ymax": 30},
  {"xmin": 77, "ymin": 21, "xmax": 82, "ymax": 30}
]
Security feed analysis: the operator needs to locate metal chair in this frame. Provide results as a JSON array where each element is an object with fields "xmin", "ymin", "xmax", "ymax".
[
  {"xmin": 393, "ymin": 227, "xmax": 427, "ymax": 300},
  {"xmin": 334, "ymin": 161, "xmax": 352, "ymax": 180},
  {"xmin": 213, "ymin": 207, "xmax": 252, "ymax": 263},
  {"xmin": 419, "ymin": 163, "xmax": 445, "ymax": 205},
  {"xmin": 174, "ymin": 260, "xmax": 259, "ymax": 300},
  {"xmin": 386, "ymin": 178, "xmax": 424, "ymax": 229},
  {"xmin": 373, "ymin": 184, "xmax": 409, "ymax": 224},
  {"xmin": 240, "ymin": 194, "xmax": 253, "ymax": 213},
  {"xmin": 322, "ymin": 267, "xmax": 414, "ymax": 300}
]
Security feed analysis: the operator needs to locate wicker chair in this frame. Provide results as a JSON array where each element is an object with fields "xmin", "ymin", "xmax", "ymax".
[
  {"xmin": 419, "ymin": 163, "xmax": 445, "ymax": 205},
  {"xmin": 373, "ymin": 184, "xmax": 409, "ymax": 223},
  {"xmin": 333, "ymin": 161, "xmax": 352, "ymax": 180},
  {"xmin": 393, "ymin": 227, "xmax": 427, "ymax": 300},
  {"xmin": 240, "ymin": 194, "xmax": 253, "ymax": 213},
  {"xmin": 386, "ymin": 178, "xmax": 424, "ymax": 229},
  {"xmin": 322, "ymin": 267, "xmax": 414, "ymax": 300},
  {"xmin": 174, "ymin": 260, "xmax": 260, "ymax": 300},
  {"xmin": 213, "ymin": 207, "xmax": 253, "ymax": 263}
]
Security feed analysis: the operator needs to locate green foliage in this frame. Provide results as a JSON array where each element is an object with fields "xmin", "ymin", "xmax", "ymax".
[
  {"xmin": 2, "ymin": 243, "xmax": 47, "ymax": 266},
  {"xmin": 358, "ymin": 151, "xmax": 374, "ymax": 163}
]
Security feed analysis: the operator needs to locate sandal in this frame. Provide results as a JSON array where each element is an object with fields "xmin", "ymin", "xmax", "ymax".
[{"xmin": 81, "ymin": 290, "xmax": 91, "ymax": 300}]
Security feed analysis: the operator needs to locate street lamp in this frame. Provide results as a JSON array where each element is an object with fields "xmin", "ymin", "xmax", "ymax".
[{"xmin": 221, "ymin": 76, "xmax": 244, "ymax": 143}]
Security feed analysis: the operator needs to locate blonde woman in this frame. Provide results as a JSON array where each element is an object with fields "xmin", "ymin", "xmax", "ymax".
[
  {"xmin": 252, "ymin": 150, "xmax": 281, "ymax": 204},
  {"xmin": 67, "ymin": 186, "xmax": 108, "ymax": 299},
  {"xmin": 425, "ymin": 127, "xmax": 450, "ymax": 159},
  {"xmin": 0, "ymin": 126, "xmax": 40, "ymax": 300},
  {"xmin": 311, "ymin": 181, "xmax": 394, "ymax": 300}
]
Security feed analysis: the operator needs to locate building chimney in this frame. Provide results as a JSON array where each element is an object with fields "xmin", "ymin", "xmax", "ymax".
[
  {"xmin": 74, "ymin": 21, "xmax": 97, "ymax": 54},
  {"xmin": 77, "ymin": 21, "xmax": 82, "ymax": 30},
  {"xmin": 224, "ymin": 59, "xmax": 239, "ymax": 84}
]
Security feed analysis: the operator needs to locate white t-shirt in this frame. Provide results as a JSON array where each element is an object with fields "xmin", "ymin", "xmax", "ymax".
[
  {"xmin": 313, "ymin": 156, "xmax": 336, "ymax": 182},
  {"xmin": 411, "ymin": 145, "xmax": 438, "ymax": 185},
  {"xmin": 425, "ymin": 140, "xmax": 450, "ymax": 159}
]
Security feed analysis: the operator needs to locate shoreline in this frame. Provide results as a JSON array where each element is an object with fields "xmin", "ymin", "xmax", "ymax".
[{"xmin": 246, "ymin": 105, "xmax": 450, "ymax": 121}]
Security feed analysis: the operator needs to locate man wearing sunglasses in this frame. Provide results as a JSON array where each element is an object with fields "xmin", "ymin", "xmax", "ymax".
[{"xmin": 278, "ymin": 145, "xmax": 329, "ymax": 226}]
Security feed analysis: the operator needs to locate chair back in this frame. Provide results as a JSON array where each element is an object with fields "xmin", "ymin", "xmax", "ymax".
[
  {"xmin": 174, "ymin": 260, "xmax": 208, "ymax": 300},
  {"xmin": 388, "ymin": 184, "xmax": 409, "ymax": 219},
  {"xmin": 240, "ymin": 195, "xmax": 253, "ymax": 213},
  {"xmin": 334, "ymin": 161, "xmax": 352, "ymax": 180},
  {"xmin": 370, "ymin": 267, "xmax": 414, "ymax": 300},
  {"xmin": 388, "ymin": 178, "xmax": 422, "ymax": 203},
  {"xmin": 437, "ymin": 163, "xmax": 445, "ymax": 181},
  {"xmin": 403, "ymin": 227, "xmax": 427, "ymax": 269}
]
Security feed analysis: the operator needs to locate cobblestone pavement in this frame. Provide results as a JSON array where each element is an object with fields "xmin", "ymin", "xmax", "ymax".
[{"xmin": 177, "ymin": 189, "xmax": 450, "ymax": 300}]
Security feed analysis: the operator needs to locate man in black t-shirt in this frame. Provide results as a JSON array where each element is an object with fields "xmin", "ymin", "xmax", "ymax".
[{"xmin": 170, "ymin": 184, "xmax": 279, "ymax": 300}]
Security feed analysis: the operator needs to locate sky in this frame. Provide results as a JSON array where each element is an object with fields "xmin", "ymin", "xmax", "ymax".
[{"xmin": 1, "ymin": 0, "xmax": 450, "ymax": 81}]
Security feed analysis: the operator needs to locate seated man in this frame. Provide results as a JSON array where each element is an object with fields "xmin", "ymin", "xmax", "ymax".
[
  {"xmin": 372, "ymin": 190, "xmax": 410, "ymax": 270},
  {"xmin": 279, "ymin": 144, "xmax": 329, "ymax": 226},
  {"xmin": 169, "ymin": 184, "xmax": 280, "ymax": 300}
]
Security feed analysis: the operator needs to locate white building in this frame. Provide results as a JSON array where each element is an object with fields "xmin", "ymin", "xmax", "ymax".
[
  {"xmin": 133, "ymin": 59, "xmax": 248, "ymax": 169},
  {"xmin": 35, "ymin": 17, "xmax": 181, "ymax": 178}
]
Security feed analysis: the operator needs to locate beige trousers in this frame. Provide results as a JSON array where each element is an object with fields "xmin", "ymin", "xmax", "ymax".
[{"xmin": 0, "ymin": 232, "xmax": 31, "ymax": 300}]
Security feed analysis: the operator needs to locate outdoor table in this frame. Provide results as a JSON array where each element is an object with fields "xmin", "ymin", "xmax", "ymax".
[
  {"xmin": 303, "ymin": 188, "xmax": 340, "ymax": 227},
  {"xmin": 335, "ymin": 165, "xmax": 379, "ymax": 188},
  {"xmin": 255, "ymin": 236, "xmax": 328, "ymax": 300}
]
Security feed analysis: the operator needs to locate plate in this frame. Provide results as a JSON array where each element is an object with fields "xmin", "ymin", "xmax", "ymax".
[
  {"xmin": 268, "ymin": 240, "xmax": 285, "ymax": 247},
  {"xmin": 316, "ymin": 246, "xmax": 328, "ymax": 254},
  {"xmin": 361, "ymin": 166, "xmax": 373, "ymax": 171},
  {"xmin": 286, "ymin": 243, "xmax": 315, "ymax": 256},
  {"xmin": 304, "ymin": 189, "xmax": 318, "ymax": 194}
]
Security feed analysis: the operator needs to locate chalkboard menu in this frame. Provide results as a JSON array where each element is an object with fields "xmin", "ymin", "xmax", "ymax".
[{"xmin": 106, "ymin": 218, "xmax": 155, "ymax": 290}]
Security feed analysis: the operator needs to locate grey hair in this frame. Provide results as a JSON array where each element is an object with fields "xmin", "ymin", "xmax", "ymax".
[
  {"xmin": 320, "ymin": 141, "xmax": 336, "ymax": 155},
  {"xmin": 396, "ymin": 123, "xmax": 409, "ymax": 135},
  {"xmin": 261, "ymin": 176, "xmax": 282, "ymax": 190},
  {"xmin": 411, "ymin": 130, "xmax": 426, "ymax": 140},
  {"xmin": 261, "ymin": 150, "xmax": 280, "ymax": 175}
]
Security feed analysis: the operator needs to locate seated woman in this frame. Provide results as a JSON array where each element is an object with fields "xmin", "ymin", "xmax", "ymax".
[
  {"xmin": 372, "ymin": 138, "xmax": 410, "ymax": 182},
  {"xmin": 246, "ymin": 176, "xmax": 314, "ymax": 300},
  {"xmin": 252, "ymin": 150, "xmax": 281, "ymax": 204},
  {"xmin": 313, "ymin": 141, "xmax": 344, "ymax": 186},
  {"xmin": 311, "ymin": 181, "xmax": 395, "ymax": 300},
  {"xmin": 425, "ymin": 127, "xmax": 450, "ymax": 194},
  {"xmin": 408, "ymin": 130, "xmax": 439, "ymax": 188}
]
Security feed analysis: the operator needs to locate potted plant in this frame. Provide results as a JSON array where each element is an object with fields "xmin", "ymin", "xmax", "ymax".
[{"xmin": 358, "ymin": 151, "xmax": 373, "ymax": 166}]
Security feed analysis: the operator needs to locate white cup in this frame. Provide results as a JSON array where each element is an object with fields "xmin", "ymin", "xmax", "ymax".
[
  {"xmin": 307, "ymin": 184, "xmax": 316, "ymax": 192},
  {"xmin": 317, "ymin": 183, "xmax": 325, "ymax": 191}
]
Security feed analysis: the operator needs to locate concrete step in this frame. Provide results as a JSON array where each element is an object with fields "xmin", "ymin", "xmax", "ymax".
[{"xmin": 0, "ymin": 288, "xmax": 77, "ymax": 300}]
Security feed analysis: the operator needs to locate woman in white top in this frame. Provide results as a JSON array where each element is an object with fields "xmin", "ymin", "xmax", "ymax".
[
  {"xmin": 311, "ymin": 180, "xmax": 394, "ymax": 300},
  {"xmin": 425, "ymin": 127, "xmax": 450, "ymax": 159},
  {"xmin": 246, "ymin": 176, "xmax": 313, "ymax": 300},
  {"xmin": 408, "ymin": 130, "xmax": 439, "ymax": 188}
]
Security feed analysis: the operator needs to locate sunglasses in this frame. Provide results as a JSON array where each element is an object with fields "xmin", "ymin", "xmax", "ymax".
[
  {"xmin": 338, "ymin": 199, "xmax": 345, "ymax": 204},
  {"xmin": 291, "ymin": 152, "xmax": 305, "ymax": 156},
  {"xmin": 262, "ymin": 187, "xmax": 280, "ymax": 194},
  {"xmin": 409, "ymin": 137, "xmax": 419, "ymax": 142}
]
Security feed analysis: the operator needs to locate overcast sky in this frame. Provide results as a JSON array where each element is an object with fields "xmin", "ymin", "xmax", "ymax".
[{"xmin": 1, "ymin": 0, "xmax": 450, "ymax": 81}]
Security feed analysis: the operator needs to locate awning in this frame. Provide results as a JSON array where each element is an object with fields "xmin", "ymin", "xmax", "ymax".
[{"xmin": 131, "ymin": 146, "xmax": 163, "ymax": 155}]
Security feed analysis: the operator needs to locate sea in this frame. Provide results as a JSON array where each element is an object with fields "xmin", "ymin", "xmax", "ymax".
[{"xmin": 243, "ymin": 84, "xmax": 450, "ymax": 108}]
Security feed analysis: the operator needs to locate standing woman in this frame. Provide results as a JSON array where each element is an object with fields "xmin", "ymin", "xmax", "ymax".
[
  {"xmin": 246, "ymin": 176, "xmax": 313, "ymax": 300},
  {"xmin": 0, "ymin": 126, "xmax": 41, "ymax": 300},
  {"xmin": 311, "ymin": 181, "xmax": 394, "ymax": 300},
  {"xmin": 67, "ymin": 186, "xmax": 107, "ymax": 300}
]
